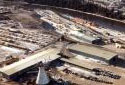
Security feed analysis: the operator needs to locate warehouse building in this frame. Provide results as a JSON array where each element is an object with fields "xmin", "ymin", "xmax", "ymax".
[
  {"xmin": 69, "ymin": 31, "xmax": 102, "ymax": 44},
  {"xmin": 66, "ymin": 44, "xmax": 118, "ymax": 64}
]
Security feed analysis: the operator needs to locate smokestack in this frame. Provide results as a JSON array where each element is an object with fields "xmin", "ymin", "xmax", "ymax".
[{"xmin": 36, "ymin": 62, "xmax": 50, "ymax": 85}]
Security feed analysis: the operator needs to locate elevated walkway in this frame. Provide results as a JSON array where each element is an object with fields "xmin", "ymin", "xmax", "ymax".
[{"xmin": 0, "ymin": 48, "xmax": 60, "ymax": 79}]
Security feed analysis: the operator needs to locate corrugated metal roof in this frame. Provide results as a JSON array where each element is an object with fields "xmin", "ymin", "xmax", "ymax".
[
  {"xmin": 70, "ymin": 31, "xmax": 96, "ymax": 42},
  {"xmin": 69, "ymin": 44, "xmax": 117, "ymax": 60}
]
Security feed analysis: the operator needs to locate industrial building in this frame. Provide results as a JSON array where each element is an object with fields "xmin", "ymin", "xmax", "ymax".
[
  {"xmin": 0, "ymin": 48, "xmax": 60, "ymax": 79},
  {"xmin": 69, "ymin": 31, "xmax": 102, "ymax": 44},
  {"xmin": 65, "ymin": 44, "xmax": 118, "ymax": 64},
  {"xmin": 0, "ymin": 0, "xmax": 125, "ymax": 85}
]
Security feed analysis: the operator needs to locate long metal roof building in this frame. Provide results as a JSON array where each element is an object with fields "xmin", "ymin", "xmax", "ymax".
[
  {"xmin": 68, "ymin": 44, "xmax": 118, "ymax": 63},
  {"xmin": 0, "ymin": 48, "xmax": 60, "ymax": 79}
]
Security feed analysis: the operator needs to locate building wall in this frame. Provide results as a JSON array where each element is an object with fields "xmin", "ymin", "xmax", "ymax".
[{"xmin": 109, "ymin": 56, "xmax": 125, "ymax": 67}]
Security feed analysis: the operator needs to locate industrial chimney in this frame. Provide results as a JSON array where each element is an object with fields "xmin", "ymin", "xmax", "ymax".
[{"xmin": 36, "ymin": 62, "xmax": 50, "ymax": 85}]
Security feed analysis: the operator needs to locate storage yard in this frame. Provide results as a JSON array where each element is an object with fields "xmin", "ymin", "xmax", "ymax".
[{"xmin": 0, "ymin": 0, "xmax": 124, "ymax": 85}]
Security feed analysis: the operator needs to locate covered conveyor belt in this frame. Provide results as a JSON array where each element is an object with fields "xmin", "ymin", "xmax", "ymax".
[{"xmin": 0, "ymin": 48, "xmax": 60, "ymax": 79}]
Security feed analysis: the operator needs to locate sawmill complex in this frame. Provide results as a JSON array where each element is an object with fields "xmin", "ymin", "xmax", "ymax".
[{"xmin": 0, "ymin": 0, "xmax": 124, "ymax": 85}]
